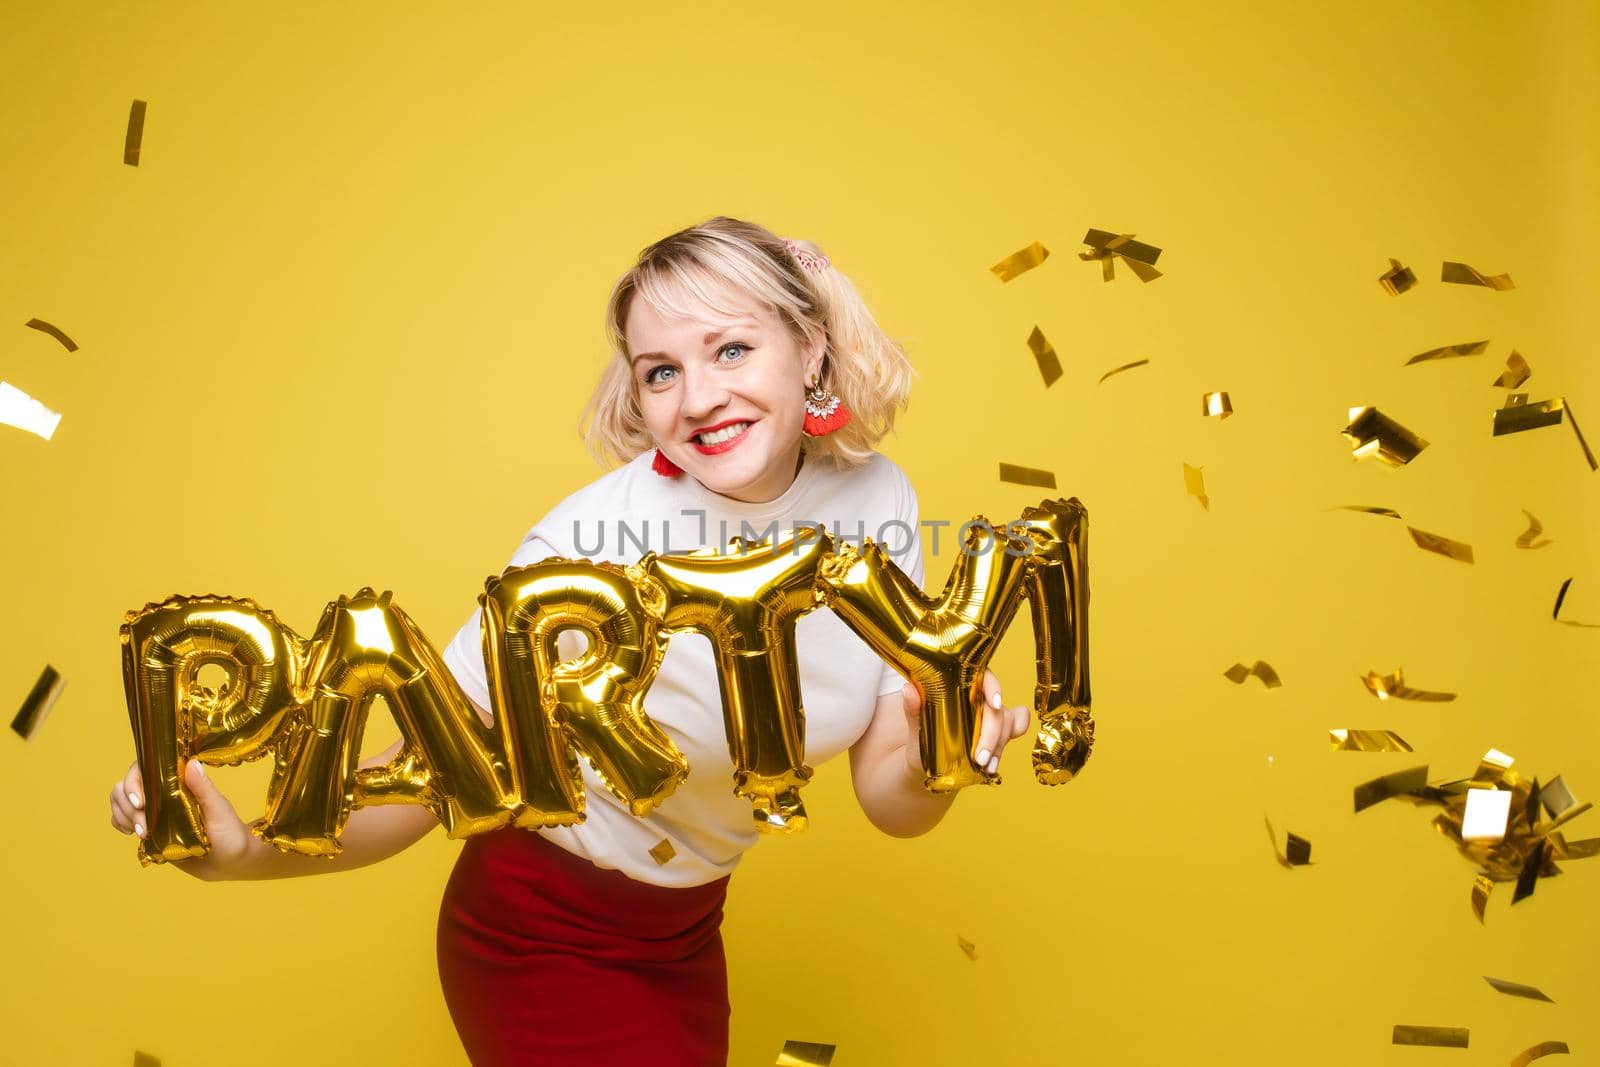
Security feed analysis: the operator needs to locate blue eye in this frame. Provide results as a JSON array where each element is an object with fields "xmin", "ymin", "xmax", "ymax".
[
  {"xmin": 643, "ymin": 365, "xmax": 677, "ymax": 386},
  {"xmin": 717, "ymin": 343, "xmax": 749, "ymax": 362}
]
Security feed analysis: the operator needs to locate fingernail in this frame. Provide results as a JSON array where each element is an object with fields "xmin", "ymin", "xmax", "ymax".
[
  {"xmin": 127, "ymin": 791, "xmax": 140, "ymax": 808},
  {"xmin": 135, "ymin": 823, "xmax": 145, "ymax": 838},
  {"xmin": 976, "ymin": 748, "xmax": 991, "ymax": 766},
  {"xmin": 193, "ymin": 761, "xmax": 206, "ymax": 779},
  {"xmin": 989, "ymin": 691, "xmax": 1002, "ymax": 709},
  {"xmin": 987, "ymin": 756, "xmax": 999, "ymax": 774}
]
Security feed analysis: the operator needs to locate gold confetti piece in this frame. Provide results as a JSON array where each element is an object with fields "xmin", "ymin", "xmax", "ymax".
[
  {"xmin": 1079, "ymin": 229, "xmax": 1163, "ymax": 283},
  {"xmin": 1354, "ymin": 765, "xmax": 1430, "ymax": 813},
  {"xmin": 957, "ymin": 935, "xmax": 977, "ymax": 960},
  {"xmin": 1441, "ymin": 260, "xmax": 1513, "ymax": 290},
  {"xmin": 0, "ymin": 381, "xmax": 64, "ymax": 441},
  {"xmin": 1493, "ymin": 394, "xmax": 1566, "ymax": 436},
  {"xmin": 1264, "ymin": 815, "xmax": 1312, "ymax": 868},
  {"xmin": 133, "ymin": 1053, "xmax": 161, "ymax": 1067},
  {"xmin": 777, "ymin": 1040, "xmax": 836, "ymax": 1066},
  {"xmin": 1470, "ymin": 873, "xmax": 1493, "ymax": 923},
  {"xmin": 1408, "ymin": 526, "xmax": 1475, "ymax": 564},
  {"xmin": 1516, "ymin": 510, "xmax": 1552, "ymax": 549},
  {"xmin": 1566, "ymin": 401, "xmax": 1598, "ymax": 471},
  {"xmin": 1512, "ymin": 837, "xmax": 1548, "ymax": 904},
  {"xmin": 648, "ymin": 838, "xmax": 676, "ymax": 865},
  {"xmin": 1026, "ymin": 326, "xmax": 1062, "ymax": 387},
  {"xmin": 1540, "ymin": 777, "xmax": 1579, "ymax": 821},
  {"xmin": 1223, "ymin": 661, "xmax": 1281, "ymax": 688},
  {"xmin": 989, "ymin": 241, "xmax": 1049, "ymax": 283},
  {"xmin": 1510, "ymin": 1041, "xmax": 1570, "ymax": 1067},
  {"xmin": 998, "ymin": 462, "xmax": 1056, "ymax": 489},
  {"xmin": 1183, "ymin": 462, "xmax": 1209, "ymax": 510},
  {"xmin": 1379, "ymin": 258, "xmax": 1417, "ymax": 295},
  {"xmin": 1360, "ymin": 668, "xmax": 1456, "ymax": 703},
  {"xmin": 1330, "ymin": 505, "xmax": 1403, "ymax": 519},
  {"xmin": 1551, "ymin": 835, "xmax": 1599, "ymax": 859},
  {"xmin": 1097, "ymin": 358, "xmax": 1150, "ymax": 385},
  {"xmin": 1343, "ymin": 407, "xmax": 1429, "ymax": 467},
  {"xmin": 23, "ymin": 318, "xmax": 78, "ymax": 352},
  {"xmin": 1493, "ymin": 350, "xmax": 1532, "ymax": 389},
  {"xmin": 1553, "ymin": 578, "xmax": 1572, "ymax": 620},
  {"xmin": 1461, "ymin": 788, "xmax": 1512, "ymax": 840},
  {"xmin": 1330, "ymin": 729, "xmax": 1413, "ymax": 753},
  {"xmin": 124, "ymin": 99, "xmax": 147, "ymax": 166},
  {"xmin": 1405, "ymin": 339, "xmax": 1489, "ymax": 365},
  {"xmin": 10, "ymin": 664, "xmax": 65, "ymax": 740},
  {"xmin": 1483, "ymin": 976, "xmax": 1554, "ymax": 1003},
  {"xmin": 1201, "ymin": 391, "xmax": 1233, "ymax": 419},
  {"xmin": 1392, "ymin": 1025, "xmax": 1469, "ymax": 1048}
]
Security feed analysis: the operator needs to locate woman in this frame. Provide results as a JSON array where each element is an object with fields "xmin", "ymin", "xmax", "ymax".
[{"xmin": 108, "ymin": 217, "xmax": 1033, "ymax": 1066}]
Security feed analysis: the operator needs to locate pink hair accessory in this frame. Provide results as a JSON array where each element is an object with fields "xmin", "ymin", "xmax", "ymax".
[{"xmin": 782, "ymin": 238, "xmax": 830, "ymax": 274}]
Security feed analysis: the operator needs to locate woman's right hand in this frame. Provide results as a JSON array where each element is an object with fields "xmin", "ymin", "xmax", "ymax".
[{"xmin": 109, "ymin": 758, "xmax": 258, "ymax": 879}]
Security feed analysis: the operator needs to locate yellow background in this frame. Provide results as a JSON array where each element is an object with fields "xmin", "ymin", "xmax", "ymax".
[{"xmin": 2, "ymin": 2, "xmax": 1596, "ymax": 1063}]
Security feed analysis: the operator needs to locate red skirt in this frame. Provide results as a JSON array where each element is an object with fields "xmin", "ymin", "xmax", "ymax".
[{"xmin": 436, "ymin": 826, "xmax": 732, "ymax": 1067}]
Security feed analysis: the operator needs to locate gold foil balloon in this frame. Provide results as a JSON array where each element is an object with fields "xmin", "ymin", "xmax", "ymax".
[
  {"xmin": 480, "ymin": 558, "xmax": 684, "ymax": 825},
  {"xmin": 120, "ymin": 594, "xmax": 305, "ymax": 865},
  {"xmin": 641, "ymin": 526, "xmax": 834, "ymax": 833},
  {"xmin": 1011, "ymin": 498, "xmax": 1094, "ymax": 784},
  {"xmin": 817, "ymin": 518, "xmax": 1036, "ymax": 793}
]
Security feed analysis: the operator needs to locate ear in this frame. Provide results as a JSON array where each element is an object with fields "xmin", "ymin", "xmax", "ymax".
[{"xmin": 801, "ymin": 332, "xmax": 827, "ymax": 385}]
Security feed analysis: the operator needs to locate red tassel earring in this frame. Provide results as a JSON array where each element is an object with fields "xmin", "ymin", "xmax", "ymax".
[
  {"xmin": 651, "ymin": 448, "xmax": 685, "ymax": 477},
  {"xmin": 802, "ymin": 378, "xmax": 851, "ymax": 437}
]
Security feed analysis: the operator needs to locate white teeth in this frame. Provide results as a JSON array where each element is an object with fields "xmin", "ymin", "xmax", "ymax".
[{"xmin": 696, "ymin": 422, "xmax": 749, "ymax": 446}]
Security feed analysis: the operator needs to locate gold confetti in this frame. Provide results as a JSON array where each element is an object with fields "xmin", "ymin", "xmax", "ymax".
[
  {"xmin": 1510, "ymin": 1041, "xmax": 1570, "ymax": 1067},
  {"xmin": 1183, "ymin": 462, "xmax": 1209, "ymax": 510},
  {"xmin": 1378, "ymin": 258, "xmax": 1417, "ymax": 295},
  {"xmin": 1392, "ymin": 1025, "xmax": 1469, "ymax": 1048},
  {"xmin": 1553, "ymin": 578, "xmax": 1572, "ymax": 620},
  {"xmin": 1551, "ymin": 834, "xmax": 1599, "ymax": 859},
  {"xmin": 124, "ymin": 99, "xmax": 147, "ymax": 166},
  {"xmin": 1441, "ymin": 260, "xmax": 1513, "ymax": 290},
  {"xmin": 1343, "ymin": 407, "xmax": 1429, "ymax": 467},
  {"xmin": 1027, "ymin": 326, "xmax": 1062, "ymax": 387},
  {"xmin": 1566, "ymin": 401, "xmax": 1598, "ymax": 471},
  {"xmin": 1408, "ymin": 526, "xmax": 1474, "ymax": 564},
  {"xmin": 11, "ymin": 664, "xmax": 65, "ymax": 740},
  {"xmin": 1079, "ymin": 229, "xmax": 1163, "ymax": 283},
  {"xmin": 1201, "ymin": 391, "xmax": 1233, "ymax": 419},
  {"xmin": 989, "ymin": 241, "xmax": 1050, "ymax": 283},
  {"xmin": 23, "ymin": 318, "xmax": 78, "ymax": 352},
  {"xmin": 957, "ymin": 935, "xmax": 977, "ymax": 960},
  {"xmin": 1360, "ymin": 668, "xmax": 1456, "ymax": 703},
  {"xmin": 998, "ymin": 463, "xmax": 1056, "ymax": 489},
  {"xmin": 1470, "ymin": 873, "xmax": 1493, "ymax": 923},
  {"xmin": 1461, "ymin": 788, "xmax": 1512, "ymax": 840},
  {"xmin": 133, "ymin": 1053, "xmax": 161, "ymax": 1067},
  {"xmin": 1493, "ymin": 394, "xmax": 1566, "ymax": 436},
  {"xmin": 1483, "ymin": 976, "xmax": 1554, "ymax": 1003},
  {"xmin": 1264, "ymin": 815, "xmax": 1312, "ymax": 868},
  {"xmin": 648, "ymin": 838, "xmax": 675, "ymax": 865},
  {"xmin": 1516, "ymin": 510, "xmax": 1553, "ymax": 549},
  {"xmin": 1330, "ymin": 729, "xmax": 1413, "ymax": 753},
  {"xmin": 1493, "ymin": 350, "xmax": 1532, "ymax": 389},
  {"xmin": 1353, "ymin": 765, "xmax": 1430, "ymax": 813},
  {"xmin": 0, "ymin": 381, "xmax": 64, "ymax": 441},
  {"xmin": 1512, "ymin": 837, "xmax": 1548, "ymax": 903},
  {"xmin": 1223, "ymin": 661, "xmax": 1281, "ymax": 688},
  {"xmin": 1329, "ymin": 505, "xmax": 1403, "ymax": 520},
  {"xmin": 1405, "ymin": 339, "xmax": 1488, "ymax": 365},
  {"xmin": 1540, "ymin": 777, "xmax": 1580, "ymax": 822},
  {"xmin": 1097, "ymin": 358, "xmax": 1150, "ymax": 385},
  {"xmin": 777, "ymin": 1040, "xmax": 836, "ymax": 1066}
]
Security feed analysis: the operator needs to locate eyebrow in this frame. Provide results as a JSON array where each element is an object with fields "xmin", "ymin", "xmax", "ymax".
[{"xmin": 630, "ymin": 323, "xmax": 759, "ymax": 365}]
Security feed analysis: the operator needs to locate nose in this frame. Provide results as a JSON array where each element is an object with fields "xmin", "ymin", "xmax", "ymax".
[{"xmin": 678, "ymin": 364, "xmax": 731, "ymax": 423}]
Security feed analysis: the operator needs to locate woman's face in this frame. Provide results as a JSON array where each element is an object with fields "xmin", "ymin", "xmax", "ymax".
[{"xmin": 626, "ymin": 291, "xmax": 822, "ymax": 504}]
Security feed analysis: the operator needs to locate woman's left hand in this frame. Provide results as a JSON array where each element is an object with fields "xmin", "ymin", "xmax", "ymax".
[{"xmin": 901, "ymin": 668, "xmax": 1031, "ymax": 779}]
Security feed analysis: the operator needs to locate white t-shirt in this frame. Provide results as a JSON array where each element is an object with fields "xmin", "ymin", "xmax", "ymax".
[{"xmin": 442, "ymin": 449, "xmax": 925, "ymax": 887}]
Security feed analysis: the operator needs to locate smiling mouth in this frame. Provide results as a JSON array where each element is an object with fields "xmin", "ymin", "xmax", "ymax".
[{"xmin": 690, "ymin": 421, "xmax": 753, "ymax": 454}]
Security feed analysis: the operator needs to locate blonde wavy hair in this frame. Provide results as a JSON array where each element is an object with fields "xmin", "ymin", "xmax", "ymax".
[{"xmin": 580, "ymin": 216, "xmax": 914, "ymax": 469}]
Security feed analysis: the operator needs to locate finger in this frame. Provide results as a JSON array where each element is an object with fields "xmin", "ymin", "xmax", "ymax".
[
  {"xmin": 1010, "ymin": 704, "xmax": 1030, "ymax": 738},
  {"xmin": 975, "ymin": 703, "xmax": 1007, "ymax": 771},
  {"xmin": 109, "ymin": 784, "xmax": 143, "ymax": 836},
  {"xmin": 901, "ymin": 680, "xmax": 923, "ymax": 716},
  {"xmin": 980, "ymin": 669, "xmax": 1003, "ymax": 712},
  {"xmin": 184, "ymin": 759, "xmax": 241, "ymax": 833},
  {"xmin": 121, "ymin": 762, "xmax": 145, "ymax": 810}
]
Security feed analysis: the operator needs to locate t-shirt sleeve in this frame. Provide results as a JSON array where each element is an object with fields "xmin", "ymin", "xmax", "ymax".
[
  {"xmin": 442, "ymin": 530, "xmax": 564, "ymax": 714},
  {"xmin": 876, "ymin": 469, "xmax": 926, "ymax": 698}
]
